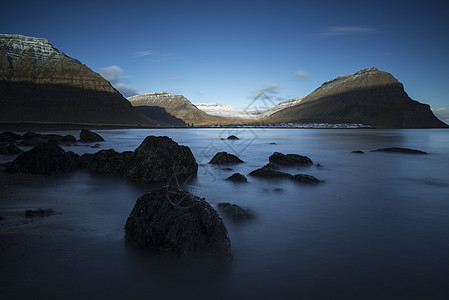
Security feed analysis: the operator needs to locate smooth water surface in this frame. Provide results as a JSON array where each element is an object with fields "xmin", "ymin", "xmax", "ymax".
[{"xmin": 1, "ymin": 128, "xmax": 448, "ymax": 299}]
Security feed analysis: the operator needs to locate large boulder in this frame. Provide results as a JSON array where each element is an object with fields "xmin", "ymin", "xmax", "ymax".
[
  {"xmin": 124, "ymin": 136, "xmax": 198, "ymax": 183},
  {"xmin": 79, "ymin": 129, "xmax": 104, "ymax": 142},
  {"xmin": 125, "ymin": 186, "xmax": 231, "ymax": 257},
  {"xmin": 209, "ymin": 152, "xmax": 243, "ymax": 165},
  {"xmin": 269, "ymin": 152, "xmax": 313, "ymax": 166},
  {"xmin": 6, "ymin": 142, "xmax": 79, "ymax": 174},
  {"xmin": 81, "ymin": 149, "xmax": 132, "ymax": 174}
]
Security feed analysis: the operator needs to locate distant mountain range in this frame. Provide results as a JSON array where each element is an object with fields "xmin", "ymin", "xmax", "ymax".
[
  {"xmin": 1, "ymin": 34, "xmax": 447, "ymax": 128},
  {"xmin": 0, "ymin": 34, "xmax": 159, "ymax": 126}
]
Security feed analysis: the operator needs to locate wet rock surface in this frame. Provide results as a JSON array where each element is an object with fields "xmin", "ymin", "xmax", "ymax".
[
  {"xmin": 371, "ymin": 147, "xmax": 427, "ymax": 154},
  {"xmin": 249, "ymin": 166, "xmax": 291, "ymax": 178},
  {"xmin": 125, "ymin": 186, "xmax": 231, "ymax": 257},
  {"xmin": 6, "ymin": 142, "xmax": 79, "ymax": 174},
  {"xmin": 217, "ymin": 202, "xmax": 254, "ymax": 220},
  {"xmin": 291, "ymin": 174, "xmax": 323, "ymax": 184},
  {"xmin": 269, "ymin": 152, "xmax": 313, "ymax": 166},
  {"xmin": 226, "ymin": 173, "xmax": 248, "ymax": 182},
  {"xmin": 79, "ymin": 129, "xmax": 104, "ymax": 142},
  {"xmin": 81, "ymin": 149, "xmax": 132, "ymax": 174},
  {"xmin": 0, "ymin": 143, "xmax": 23, "ymax": 154},
  {"xmin": 209, "ymin": 152, "xmax": 243, "ymax": 165}
]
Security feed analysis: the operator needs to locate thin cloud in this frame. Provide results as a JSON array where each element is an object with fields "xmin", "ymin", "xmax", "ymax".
[
  {"xmin": 432, "ymin": 107, "xmax": 449, "ymax": 125},
  {"xmin": 294, "ymin": 70, "xmax": 310, "ymax": 78},
  {"xmin": 317, "ymin": 26, "xmax": 379, "ymax": 37},
  {"xmin": 114, "ymin": 83, "xmax": 140, "ymax": 98},
  {"xmin": 98, "ymin": 65, "xmax": 139, "ymax": 97},
  {"xmin": 131, "ymin": 50, "xmax": 152, "ymax": 59},
  {"xmin": 261, "ymin": 82, "xmax": 280, "ymax": 94}
]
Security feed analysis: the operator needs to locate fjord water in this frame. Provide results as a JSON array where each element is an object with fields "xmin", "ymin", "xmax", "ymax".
[{"xmin": 2, "ymin": 129, "xmax": 449, "ymax": 299}]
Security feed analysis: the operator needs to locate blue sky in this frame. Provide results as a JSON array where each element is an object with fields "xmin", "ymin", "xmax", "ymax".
[{"xmin": 2, "ymin": 0, "xmax": 449, "ymax": 122}]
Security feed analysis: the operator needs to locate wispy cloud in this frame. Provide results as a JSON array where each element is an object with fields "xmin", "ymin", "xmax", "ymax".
[
  {"xmin": 261, "ymin": 82, "xmax": 280, "ymax": 94},
  {"xmin": 98, "ymin": 65, "xmax": 139, "ymax": 97},
  {"xmin": 432, "ymin": 106, "xmax": 449, "ymax": 125},
  {"xmin": 294, "ymin": 70, "xmax": 310, "ymax": 78},
  {"xmin": 317, "ymin": 26, "xmax": 379, "ymax": 37},
  {"xmin": 131, "ymin": 50, "xmax": 152, "ymax": 59}
]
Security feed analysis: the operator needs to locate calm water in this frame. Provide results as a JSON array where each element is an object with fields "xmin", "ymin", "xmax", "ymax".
[{"xmin": 1, "ymin": 128, "xmax": 449, "ymax": 299}]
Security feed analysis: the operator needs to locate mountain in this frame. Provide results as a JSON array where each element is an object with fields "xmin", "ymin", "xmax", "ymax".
[
  {"xmin": 195, "ymin": 103, "xmax": 257, "ymax": 119},
  {"xmin": 134, "ymin": 106, "xmax": 186, "ymax": 126},
  {"xmin": 263, "ymin": 68, "xmax": 448, "ymax": 128},
  {"xmin": 128, "ymin": 92, "xmax": 247, "ymax": 125},
  {"xmin": 0, "ymin": 34, "xmax": 159, "ymax": 126}
]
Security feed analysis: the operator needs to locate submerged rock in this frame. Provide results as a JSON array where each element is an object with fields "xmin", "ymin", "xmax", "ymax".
[
  {"xmin": 227, "ymin": 135, "xmax": 239, "ymax": 140},
  {"xmin": 125, "ymin": 186, "xmax": 231, "ymax": 257},
  {"xmin": 79, "ymin": 129, "xmax": 104, "ymax": 142},
  {"xmin": 217, "ymin": 202, "xmax": 254, "ymax": 220},
  {"xmin": 352, "ymin": 150, "xmax": 364, "ymax": 154},
  {"xmin": 269, "ymin": 152, "xmax": 313, "ymax": 166},
  {"xmin": 226, "ymin": 173, "xmax": 248, "ymax": 182},
  {"xmin": 25, "ymin": 209, "xmax": 55, "ymax": 217},
  {"xmin": 0, "ymin": 143, "xmax": 23, "ymax": 154},
  {"xmin": 291, "ymin": 174, "xmax": 323, "ymax": 184},
  {"xmin": 209, "ymin": 152, "xmax": 243, "ymax": 165},
  {"xmin": 6, "ymin": 142, "xmax": 79, "ymax": 174},
  {"xmin": 371, "ymin": 147, "xmax": 427, "ymax": 154}
]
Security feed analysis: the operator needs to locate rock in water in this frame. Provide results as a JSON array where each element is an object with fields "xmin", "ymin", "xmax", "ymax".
[
  {"xmin": 0, "ymin": 143, "xmax": 23, "ymax": 154},
  {"xmin": 79, "ymin": 129, "xmax": 104, "ymax": 142},
  {"xmin": 371, "ymin": 147, "xmax": 427, "ymax": 154},
  {"xmin": 6, "ymin": 142, "xmax": 79, "ymax": 174},
  {"xmin": 290, "ymin": 174, "xmax": 323, "ymax": 184},
  {"xmin": 81, "ymin": 149, "xmax": 132, "ymax": 174},
  {"xmin": 227, "ymin": 135, "xmax": 239, "ymax": 140},
  {"xmin": 352, "ymin": 150, "xmax": 364, "ymax": 154},
  {"xmin": 209, "ymin": 152, "xmax": 243, "ymax": 165},
  {"xmin": 217, "ymin": 203, "xmax": 254, "ymax": 220},
  {"xmin": 226, "ymin": 173, "xmax": 248, "ymax": 182},
  {"xmin": 125, "ymin": 186, "xmax": 231, "ymax": 257},
  {"xmin": 269, "ymin": 152, "xmax": 313, "ymax": 166},
  {"xmin": 248, "ymin": 166, "xmax": 291, "ymax": 178},
  {"xmin": 125, "ymin": 136, "xmax": 198, "ymax": 183}
]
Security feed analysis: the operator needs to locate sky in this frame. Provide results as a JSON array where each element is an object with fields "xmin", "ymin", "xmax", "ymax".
[{"xmin": 1, "ymin": 0, "xmax": 449, "ymax": 122}]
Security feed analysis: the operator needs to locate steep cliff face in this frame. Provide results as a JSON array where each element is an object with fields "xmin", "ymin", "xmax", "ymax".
[
  {"xmin": 264, "ymin": 68, "xmax": 448, "ymax": 128},
  {"xmin": 0, "ymin": 34, "xmax": 157, "ymax": 126},
  {"xmin": 128, "ymin": 92, "xmax": 244, "ymax": 125}
]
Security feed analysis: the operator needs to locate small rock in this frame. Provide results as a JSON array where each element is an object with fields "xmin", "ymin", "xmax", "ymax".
[
  {"xmin": 269, "ymin": 152, "xmax": 313, "ymax": 166},
  {"xmin": 0, "ymin": 143, "xmax": 23, "ymax": 154},
  {"xmin": 371, "ymin": 147, "xmax": 427, "ymax": 154},
  {"xmin": 227, "ymin": 135, "xmax": 239, "ymax": 140},
  {"xmin": 249, "ymin": 166, "xmax": 291, "ymax": 178},
  {"xmin": 316, "ymin": 163, "xmax": 322, "ymax": 167},
  {"xmin": 269, "ymin": 142, "xmax": 276, "ymax": 145},
  {"xmin": 91, "ymin": 143, "xmax": 101, "ymax": 148},
  {"xmin": 352, "ymin": 150, "xmax": 364, "ymax": 154},
  {"xmin": 25, "ymin": 209, "xmax": 55, "ymax": 217},
  {"xmin": 217, "ymin": 202, "xmax": 254, "ymax": 220},
  {"xmin": 290, "ymin": 174, "xmax": 323, "ymax": 184},
  {"xmin": 226, "ymin": 173, "xmax": 248, "ymax": 182},
  {"xmin": 125, "ymin": 186, "xmax": 231, "ymax": 257},
  {"xmin": 209, "ymin": 152, "xmax": 243, "ymax": 165},
  {"xmin": 79, "ymin": 129, "xmax": 104, "ymax": 142}
]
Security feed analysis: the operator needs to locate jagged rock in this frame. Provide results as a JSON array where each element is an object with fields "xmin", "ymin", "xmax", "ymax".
[
  {"xmin": 226, "ymin": 173, "xmax": 248, "ymax": 182},
  {"xmin": 124, "ymin": 136, "xmax": 198, "ymax": 183},
  {"xmin": 371, "ymin": 147, "xmax": 427, "ymax": 154},
  {"xmin": 79, "ymin": 129, "xmax": 104, "ymax": 142},
  {"xmin": 125, "ymin": 186, "xmax": 231, "ymax": 257},
  {"xmin": 249, "ymin": 166, "xmax": 291, "ymax": 178},
  {"xmin": 269, "ymin": 152, "xmax": 313, "ymax": 166},
  {"xmin": 217, "ymin": 203, "xmax": 254, "ymax": 220},
  {"xmin": 352, "ymin": 150, "xmax": 364, "ymax": 154},
  {"xmin": 263, "ymin": 162, "xmax": 280, "ymax": 170},
  {"xmin": 227, "ymin": 135, "xmax": 239, "ymax": 140},
  {"xmin": 42, "ymin": 134, "xmax": 77, "ymax": 144},
  {"xmin": 81, "ymin": 149, "xmax": 132, "ymax": 174},
  {"xmin": 291, "ymin": 174, "xmax": 323, "ymax": 184},
  {"xmin": 2, "ymin": 132, "xmax": 22, "ymax": 140},
  {"xmin": 0, "ymin": 143, "xmax": 23, "ymax": 154},
  {"xmin": 19, "ymin": 136, "xmax": 47, "ymax": 147},
  {"xmin": 25, "ymin": 209, "xmax": 54, "ymax": 217},
  {"xmin": 6, "ymin": 142, "xmax": 79, "ymax": 174},
  {"xmin": 209, "ymin": 152, "xmax": 243, "ymax": 165}
]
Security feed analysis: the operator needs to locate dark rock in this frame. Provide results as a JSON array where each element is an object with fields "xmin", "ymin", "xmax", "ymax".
[
  {"xmin": 249, "ymin": 166, "xmax": 291, "ymax": 178},
  {"xmin": 227, "ymin": 135, "xmax": 239, "ymax": 140},
  {"xmin": 226, "ymin": 173, "xmax": 248, "ymax": 182},
  {"xmin": 0, "ymin": 143, "xmax": 23, "ymax": 154},
  {"xmin": 263, "ymin": 162, "xmax": 280, "ymax": 170},
  {"xmin": 2, "ymin": 132, "xmax": 22, "ymax": 140},
  {"xmin": 91, "ymin": 143, "xmax": 101, "ymax": 148},
  {"xmin": 269, "ymin": 142, "xmax": 276, "ymax": 145},
  {"xmin": 352, "ymin": 150, "xmax": 364, "ymax": 154},
  {"xmin": 124, "ymin": 136, "xmax": 198, "ymax": 183},
  {"xmin": 22, "ymin": 132, "xmax": 38, "ymax": 140},
  {"xmin": 79, "ymin": 129, "xmax": 104, "ymax": 142},
  {"xmin": 316, "ymin": 163, "xmax": 322, "ymax": 167},
  {"xmin": 25, "ymin": 209, "xmax": 54, "ymax": 217},
  {"xmin": 19, "ymin": 136, "xmax": 47, "ymax": 147},
  {"xmin": 269, "ymin": 152, "xmax": 313, "ymax": 166},
  {"xmin": 217, "ymin": 202, "xmax": 254, "ymax": 220},
  {"xmin": 209, "ymin": 152, "xmax": 243, "ymax": 165},
  {"xmin": 81, "ymin": 149, "xmax": 132, "ymax": 174},
  {"xmin": 371, "ymin": 147, "xmax": 427, "ymax": 154},
  {"xmin": 125, "ymin": 186, "xmax": 231, "ymax": 257},
  {"xmin": 290, "ymin": 174, "xmax": 324, "ymax": 184},
  {"xmin": 222, "ymin": 167, "xmax": 233, "ymax": 171},
  {"xmin": 6, "ymin": 142, "xmax": 79, "ymax": 174}
]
